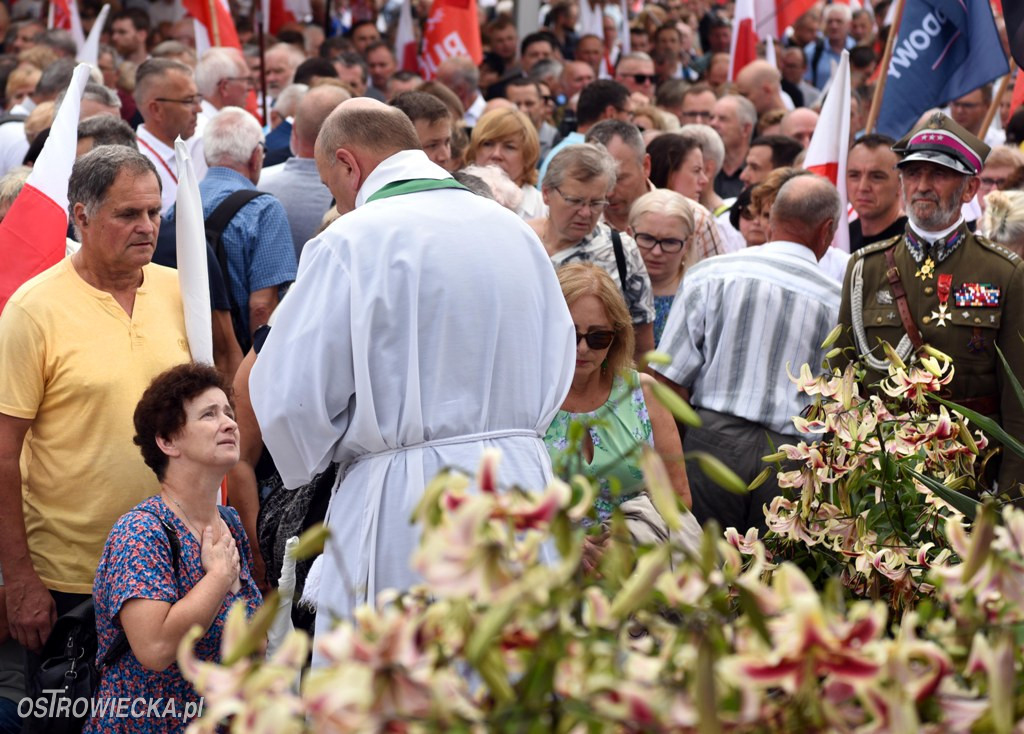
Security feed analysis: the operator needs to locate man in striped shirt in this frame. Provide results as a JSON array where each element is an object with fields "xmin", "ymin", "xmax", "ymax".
[{"xmin": 653, "ymin": 175, "xmax": 843, "ymax": 533}]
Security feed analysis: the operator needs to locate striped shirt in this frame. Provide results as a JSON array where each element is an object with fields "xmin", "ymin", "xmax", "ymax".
[{"xmin": 654, "ymin": 241, "xmax": 841, "ymax": 435}]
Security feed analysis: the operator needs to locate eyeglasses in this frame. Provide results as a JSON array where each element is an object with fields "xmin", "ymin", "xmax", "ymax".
[
  {"xmin": 682, "ymin": 110, "xmax": 713, "ymax": 121},
  {"xmin": 154, "ymin": 95, "xmax": 202, "ymax": 106},
  {"xmin": 575, "ymin": 330, "xmax": 615, "ymax": 349},
  {"xmin": 554, "ymin": 186, "xmax": 609, "ymax": 212},
  {"xmin": 629, "ymin": 73, "xmax": 657, "ymax": 84},
  {"xmin": 980, "ymin": 176, "xmax": 1006, "ymax": 188},
  {"xmin": 634, "ymin": 232, "xmax": 687, "ymax": 252},
  {"xmin": 221, "ymin": 76, "xmax": 253, "ymax": 86}
]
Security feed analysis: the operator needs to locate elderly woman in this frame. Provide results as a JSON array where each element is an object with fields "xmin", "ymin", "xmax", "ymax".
[
  {"xmin": 983, "ymin": 189, "xmax": 1024, "ymax": 256},
  {"xmin": 647, "ymin": 132, "xmax": 709, "ymax": 202},
  {"xmin": 467, "ymin": 107, "xmax": 546, "ymax": 219},
  {"xmin": 544, "ymin": 264, "xmax": 689, "ymax": 564},
  {"xmin": 530, "ymin": 142, "xmax": 656, "ymax": 359},
  {"xmin": 85, "ymin": 363, "xmax": 261, "ymax": 733},
  {"xmin": 628, "ymin": 189, "xmax": 697, "ymax": 344}
]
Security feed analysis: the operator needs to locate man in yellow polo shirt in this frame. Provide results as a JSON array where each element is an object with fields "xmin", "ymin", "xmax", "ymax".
[{"xmin": 0, "ymin": 146, "xmax": 190, "ymax": 658}]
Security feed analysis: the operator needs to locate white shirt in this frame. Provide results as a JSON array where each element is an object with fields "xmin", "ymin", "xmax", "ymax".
[
  {"xmin": 517, "ymin": 183, "xmax": 548, "ymax": 220},
  {"xmin": 820, "ymin": 246, "xmax": 851, "ymax": 284},
  {"xmin": 655, "ymin": 240, "xmax": 841, "ymax": 435},
  {"xmin": 136, "ymin": 125, "xmax": 207, "ymax": 213},
  {"xmin": 250, "ymin": 150, "xmax": 575, "ymax": 648},
  {"xmin": 0, "ymin": 120, "xmax": 28, "ymax": 179},
  {"xmin": 464, "ymin": 92, "xmax": 487, "ymax": 128}
]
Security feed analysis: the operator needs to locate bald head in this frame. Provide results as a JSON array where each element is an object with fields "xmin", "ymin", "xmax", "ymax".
[
  {"xmin": 294, "ymin": 85, "xmax": 351, "ymax": 155},
  {"xmin": 736, "ymin": 60, "xmax": 784, "ymax": 115},
  {"xmin": 770, "ymin": 175, "xmax": 841, "ymax": 256},
  {"xmin": 316, "ymin": 97, "xmax": 421, "ymax": 165},
  {"xmin": 780, "ymin": 107, "xmax": 819, "ymax": 149}
]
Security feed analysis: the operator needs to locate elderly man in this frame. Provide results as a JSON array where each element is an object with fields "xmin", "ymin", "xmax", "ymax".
[
  {"xmin": 135, "ymin": 58, "xmax": 204, "ymax": 212},
  {"xmin": 711, "ymin": 94, "xmax": 756, "ymax": 199},
  {"xmin": 436, "ymin": 56, "xmax": 485, "ymax": 129},
  {"xmin": 837, "ymin": 113, "xmax": 1024, "ymax": 497},
  {"xmin": 780, "ymin": 107, "xmax": 819, "ymax": 149},
  {"xmin": 264, "ymin": 42, "xmax": 305, "ymax": 104},
  {"xmin": 195, "ymin": 47, "xmax": 252, "ymax": 119},
  {"xmin": 780, "ymin": 47, "xmax": 821, "ymax": 108},
  {"xmin": 249, "ymin": 99, "xmax": 574, "ymax": 644},
  {"xmin": 613, "ymin": 52, "xmax": 656, "ymax": 99},
  {"xmin": 0, "ymin": 147, "xmax": 190, "ymax": 659},
  {"xmin": 261, "ymin": 86, "xmax": 350, "ymax": 257},
  {"xmin": 846, "ymin": 133, "xmax": 906, "ymax": 252},
  {"xmin": 806, "ymin": 3, "xmax": 854, "ymax": 89},
  {"xmin": 201, "ymin": 108, "xmax": 295, "ymax": 351},
  {"xmin": 506, "ymin": 77, "xmax": 559, "ymax": 160},
  {"xmin": 655, "ymin": 175, "xmax": 843, "ymax": 532},
  {"xmin": 735, "ymin": 60, "xmax": 792, "ymax": 116}
]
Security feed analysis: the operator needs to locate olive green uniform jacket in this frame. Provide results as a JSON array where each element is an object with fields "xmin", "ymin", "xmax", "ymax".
[{"xmin": 836, "ymin": 224, "xmax": 1024, "ymax": 494}]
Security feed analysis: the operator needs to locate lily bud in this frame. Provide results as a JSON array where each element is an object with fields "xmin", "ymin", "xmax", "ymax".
[
  {"xmin": 879, "ymin": 339, "xmax": 906, "ymax": 370},
  {"xmin": 922, "ymin": 343, "xmax": 953, "ymax": 363},
  {"xmin": 825, "ymin": 347, "xmax": 842, "ymax": 360},
  {"xmin": 920, "ymin": 356, "xmax": 943, "ymax": 378},
  {"xmin": 957, "ymin": 420, "xmax": 979, "ymax": 455},
  {"xmin": 747, "ymin": 467, "xmax": 774, "ymax": 491},
  {"xmin": 820, "ymin": 323, "xmax": 843, "ymax": 349}
]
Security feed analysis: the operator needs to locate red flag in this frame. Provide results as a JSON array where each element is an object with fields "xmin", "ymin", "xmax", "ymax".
[
  {"xmin": 183, "ymin": 0, "xmax": 241, "ymax": 50},
  {"xmin": 48, "ymin": 0, "xmax": 86, "ymax": 51},
  {"xmin": 395, "ymin": 0, "xmax": 419, "ymax": 73},
  {"xmin": 1010, "ymin": 70, "xmax": 1024, "ymax": 119},
  {"xmin": 755, "ymin": 0, "xmax": 818, "ymax": 39},
  {"xmin": 418, "ymin": 0, "xmax": 482, "ymax": 80},
  {"xmin": 803, "ymin": 50, "xmax": 851, "ymax": 252},
  {"xmin": 0, "ymin": 64, "xmax": 90, "ymax": 312},
  {"xmin": 263, "ymin": 0, "xmax": 312, "ymax": 36},
  {"xmin": 729, "ymin": 0, "xmax": 758, "ymax": 81}
]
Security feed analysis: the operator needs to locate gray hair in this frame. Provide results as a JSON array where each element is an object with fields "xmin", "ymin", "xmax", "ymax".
[
  {"xmin": 585, "ymin": 119, "xmax": 645, "ymax": 164},
  {"xmin": 824, "ymin": 3, "xmax": 852, "ymax": 23},
  {"xmin": 272, "ymin": 83, "xmax": 308, "ymax": 116},
  {"xmin": 438, "ymin": 56, "xmax": 479, "ymax": 92},
  {"xmin": 203, "ymin": 106, "xmax": 264, "ymax": 167},
  {"xmin": 983, "ymin": 190, "xmax": 1024, "ymax": 254},
  {"xmin": 68, "ymin": 145, "xmax": 159, "ymax": 234},
  {"xmin": 529, "ymin": 58, "xmax": 564, "ymax": 83},
  {"xmin": 56, "ymin": 81, "xmax": 121, "ymax": 111},
  {"xmin": 77, "ymin": 115, "xmax": 137, "ymax": 149},
  {"xmin": 772, "ymin": 175, "xmax": 841, "ymax": 236},
  {"xmin": 542, "ymin": 143, "xmax": 617, "ymax": 192},
  {"xmin": 616, "ymin": 51, "xmax": 653, "ymax": 66},
  {"xmin": 461, "ymin": 163, "xmax": 523, "ymax": 211},
  {"xmin": 721, "ymin": 93, "xmax": 757, "ymax": 129},
  {"xmin": 152, "ymin": 40, "xmax": 197, "ymax": 64},
  {"xmin": 40, "ymin": 28, "xmax": 77, "ymax": 57},
  {"xmin": 36, "ymin": 57, "xmax": 77, "ymax": 97},
  {"xmin": 0, "ymin": 166, "xmax": 30, "ymax": 218},
  {"xmin": 679, "ymin": 124, "xmax": 724, "ymax": 171},
  {"xmin": 195, "ymin": 47, "xmax": 245, "ymax": 98}
]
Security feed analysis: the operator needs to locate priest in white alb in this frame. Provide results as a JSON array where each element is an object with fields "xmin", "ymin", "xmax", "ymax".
[{"xmin": 249, "ymin": 98, "xmax": 576, "ymax": 650}]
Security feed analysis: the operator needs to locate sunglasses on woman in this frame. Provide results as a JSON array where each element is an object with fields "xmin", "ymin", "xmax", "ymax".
[{"xmin": 575, "ymin": 330, "xmax": 615, "ymax": 349}]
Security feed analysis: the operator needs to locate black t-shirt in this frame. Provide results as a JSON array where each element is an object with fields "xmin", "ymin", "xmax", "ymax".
[
  {"xmin": 714, "ymin": 166, "xmax": 745, "ymax": 200},
  {"xmin": 849, "ymin": 216, "xmax": 908, "ymax": 253}
]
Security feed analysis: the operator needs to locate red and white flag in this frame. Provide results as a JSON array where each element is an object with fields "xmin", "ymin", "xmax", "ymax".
[
  {"xmin": 184, "ymin": 0, "xmax": 241, "ymax": 53},
  {"xmin": 729, "ymin": 0, "xmax": 758, "ymax": 81},
  {"xmin": 0, "ymin": 64, "xmax": 90, "ymax": 313},
  {"xmin": 418, "ymin": 0, "xmax": 482, "ymax": 80},
  {"xmin": 48, "ymin": 0, "xmax": 85, "ymax": 52},
  {"xmin": 754, "ymin": 0, "xmax": 818, "ymax": 39},
  {"xmin": 262, "ymin": 0, "xmax": 312, "ymax": 36},
  {"xmin": 803, "ymin": 50, "xmax": 851, "ymax": 253},
  {"xmin": 77, "ymin": 3, "xmax": 109, "ymax": 65},
  {"xmin": 394, "ymin": 0, "xmax": 419, "ymax": 73},
  {"xmin": 173, "ymin": 138, "xmax": 213, "ymax": 365}
]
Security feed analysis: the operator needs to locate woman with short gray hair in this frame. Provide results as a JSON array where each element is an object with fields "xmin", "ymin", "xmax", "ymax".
[{"xmin": 530, "ymin": 143, "xmax": 656, "ymax": 360}]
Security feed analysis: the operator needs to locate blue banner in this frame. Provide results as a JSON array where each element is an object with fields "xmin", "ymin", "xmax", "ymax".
[{"xmin": 876, "ymin": 0, "xmax": 1008, "ymax": 139}]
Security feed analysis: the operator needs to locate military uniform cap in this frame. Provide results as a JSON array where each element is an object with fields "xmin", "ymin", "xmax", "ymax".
[{"xmin": 891, "ymin": 112, "xmax": 990, "ymax": 176}]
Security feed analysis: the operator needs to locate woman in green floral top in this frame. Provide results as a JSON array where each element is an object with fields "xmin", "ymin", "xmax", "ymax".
[{"xmin": 544, "ymin": 264, "xmax": 690, "ymax": 568}]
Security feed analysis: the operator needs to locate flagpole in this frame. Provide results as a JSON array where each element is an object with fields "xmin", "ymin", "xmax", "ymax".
[
  {"xmin": 980, "ymin": 62, "xmax": 1015, "ymax": 141},
  {"xmin": 865, "ymin": 0, "xmax": 905, "ymax": 134},
  {"xmin": 256, "ymin": 7, "xmax": 269, "ymax": 124},
  {"xmin": 208, "ymin": 0, "xmax": 221, "ymax": 46}
]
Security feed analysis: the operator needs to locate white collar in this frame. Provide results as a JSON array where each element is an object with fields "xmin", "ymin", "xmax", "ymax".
[
  {"xmin": 136, "ymin": 125, "xmax": 174, "ymax": 159},
  {"xmin": 908, "ymin": 216, "xmax": 963, "ymax": 244},
  {"xmin": 355, "ymin": 149, "xmax": 452, "ymax": 208},
  {"xmin": 759, "ymin": 240, "xmax": 820, "ymax": 264}
]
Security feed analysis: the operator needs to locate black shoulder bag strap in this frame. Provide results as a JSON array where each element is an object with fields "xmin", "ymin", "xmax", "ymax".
[
  {"xmin": 610, "ymin": 228, "xmax": 629, "ymax": 294},
  {"xmin": 0, "ymin": 112, "xmax": 27, "ymax": 126},
  {"xmin": 205, "ymin": 189, "xmax": 268, "ymax": 350},
  {"xmin": 811, "ymin": 39, "xmax": 826, "ymax": 89}
]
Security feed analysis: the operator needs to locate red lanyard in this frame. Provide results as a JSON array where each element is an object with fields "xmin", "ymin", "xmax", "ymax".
[{"xmin": 136, "ymin": 136, "xmax": 177, "ymax": 184}]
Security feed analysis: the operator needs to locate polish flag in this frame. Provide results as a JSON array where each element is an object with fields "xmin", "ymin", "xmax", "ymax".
[
  {"xmin": 729, "ymin": 0, "xmax": 758, "ymax": 81},
  {"xmin": 173, "ymin": 138, "xmax": 213, "ymax": 366},
  {"xmin": 47, "ymin": 0, "xmax": 86, "ymax": 52},
  {"xmin": 803, "ymin": 50, "xmax": 851, "ymax": 252},
  {"xmin": 76, "ymin": 3, "xmax": 109, "ymax": 65},
  {"xmin": 262, "ymin": 0, "xmax": 312, "ymax": 36},
  {"xmin": 394, "ymin": 0, "xmax": 419, "ymax": 73},
  {"xmin": 183, "ymin": 0, "xmax": 241, "ymax": 53},
  {"xmin": 418, "ymin": 0, "xmax": 483, "ymax": 80},
  {"xmin": 0, "ymin": 64, "xmax": 90, "ymax": 313},
  {"xmin": 754, "ymin": 0, "xmax": 818, "ymax": 40}
]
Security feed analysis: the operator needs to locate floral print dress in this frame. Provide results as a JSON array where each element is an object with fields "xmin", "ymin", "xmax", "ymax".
[
  {"xmin": 544, "ymin": 370, "xmax": 655, "ymax": 522},
  {"xmin": 83, "ymin": 496, "xmax": 262, "ymax": 733}
]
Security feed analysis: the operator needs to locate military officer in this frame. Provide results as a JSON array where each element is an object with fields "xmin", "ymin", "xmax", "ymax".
[{"xmin": 837, "ymin": 112, "xmax": 1024, "ymax": 496}]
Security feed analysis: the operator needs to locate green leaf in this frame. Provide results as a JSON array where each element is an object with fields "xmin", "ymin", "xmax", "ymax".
[
  {"xmin": 931, "ymin": 395, "xmax": 1024, "ymax": 462},
  {"xmin": 689, "ymin": 451, "xmax": 748, "ymax": 495},
  {"xmin": 650, "ymin": 381, "xmax": 703, "ymax": 427},
  {"xmin": 903, "ymin": 467, "xmax": 980, "ymax": 520},
  {"xmin": 996, "ymin": 344, "xmax": 1024, "ymax": 416}
]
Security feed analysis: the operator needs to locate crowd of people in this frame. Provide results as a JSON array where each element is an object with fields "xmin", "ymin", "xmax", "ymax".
[{"xmin": 0, "ymin": 0, "xmax": 1022, "ymax": 730}]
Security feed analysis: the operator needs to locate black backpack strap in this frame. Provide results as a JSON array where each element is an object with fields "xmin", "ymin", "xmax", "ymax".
[
  {"xmin": 610, "ymin": 228, "xmax": 629, "ymax": 294},
  {"xmin": 811, "ymin": 38, "xmax": 825, "ymax": 89},
  {"xmin": 0, "ymin": 112, "xmax": 27, "ymax": 126},
  {"xmin": 205, "ymin": 189, "xmax": 268, "ymax": 351},
  {"xmin": 99, "ymin": 508, "xmax": 183, "ymax": 668}
]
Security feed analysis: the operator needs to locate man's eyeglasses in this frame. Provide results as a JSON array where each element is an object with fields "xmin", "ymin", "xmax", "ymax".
[
  {"xmin": 554, "ymin": 186, "xmax": 609, "ymax": 212},
  {"xmin": 154, "ymin": 95, "xmax": 202, "ymax": 106},
  {"xmin": 575, "ymin": 330, "xmax": 615, "ymax": 349},
  {"xmin": 629, "ymin": 73, "xmax": 657, "ymax": 84},
  {"xmin": 221, "ymin": 76, "xmax": 253, "ymax": 87},
  {"xmin": 634, "ymin": 232, "xmax": 687, "ymax": 252}
]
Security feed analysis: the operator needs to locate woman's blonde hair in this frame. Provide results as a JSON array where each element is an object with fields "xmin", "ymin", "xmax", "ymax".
[
  {"xmin": 557, "ymin": 263, "xmax": 635, "ymax": 375},
  {"xmin": 983, "ymin": 189, "xmax": 1024, "ymax": 256},
  {"xmin": 467, "ymin": 107, "xmax": 540, "ymax": 186},
  {"xmin": 628, "ymin": 189, "xmax": 699, "ymax": 275}
]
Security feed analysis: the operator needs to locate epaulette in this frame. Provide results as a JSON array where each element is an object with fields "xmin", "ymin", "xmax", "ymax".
[
  {"xmin": 974, "ymin": 233, "xmax": 1023, "ymax": 264},
  {"xmin": 853, "ymin": 234, "xmax": 901, "ymax": 259}
]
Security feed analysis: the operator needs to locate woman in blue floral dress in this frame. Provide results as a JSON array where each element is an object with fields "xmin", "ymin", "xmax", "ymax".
[
  {"xmin": 544, "ymin": 264, "xmax": 691, "ymax": 568},
  {"xmin": 84, "ymin": 363, "xmax": 262, "ymax": 733}
]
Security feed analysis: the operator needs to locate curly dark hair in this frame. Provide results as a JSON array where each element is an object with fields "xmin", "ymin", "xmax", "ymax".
[{"xmin": 133, "ymin": 363, "xmax": 234, "ymax": 481}]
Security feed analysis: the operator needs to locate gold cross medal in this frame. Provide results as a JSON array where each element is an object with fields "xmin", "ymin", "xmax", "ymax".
[
  {"xmin": 915, "ymin": 257, "xmax": 935, "ymax": 281},
  {"xmin": 929, "ymin": 274, "xmax": 953, "ymax": 327}
]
